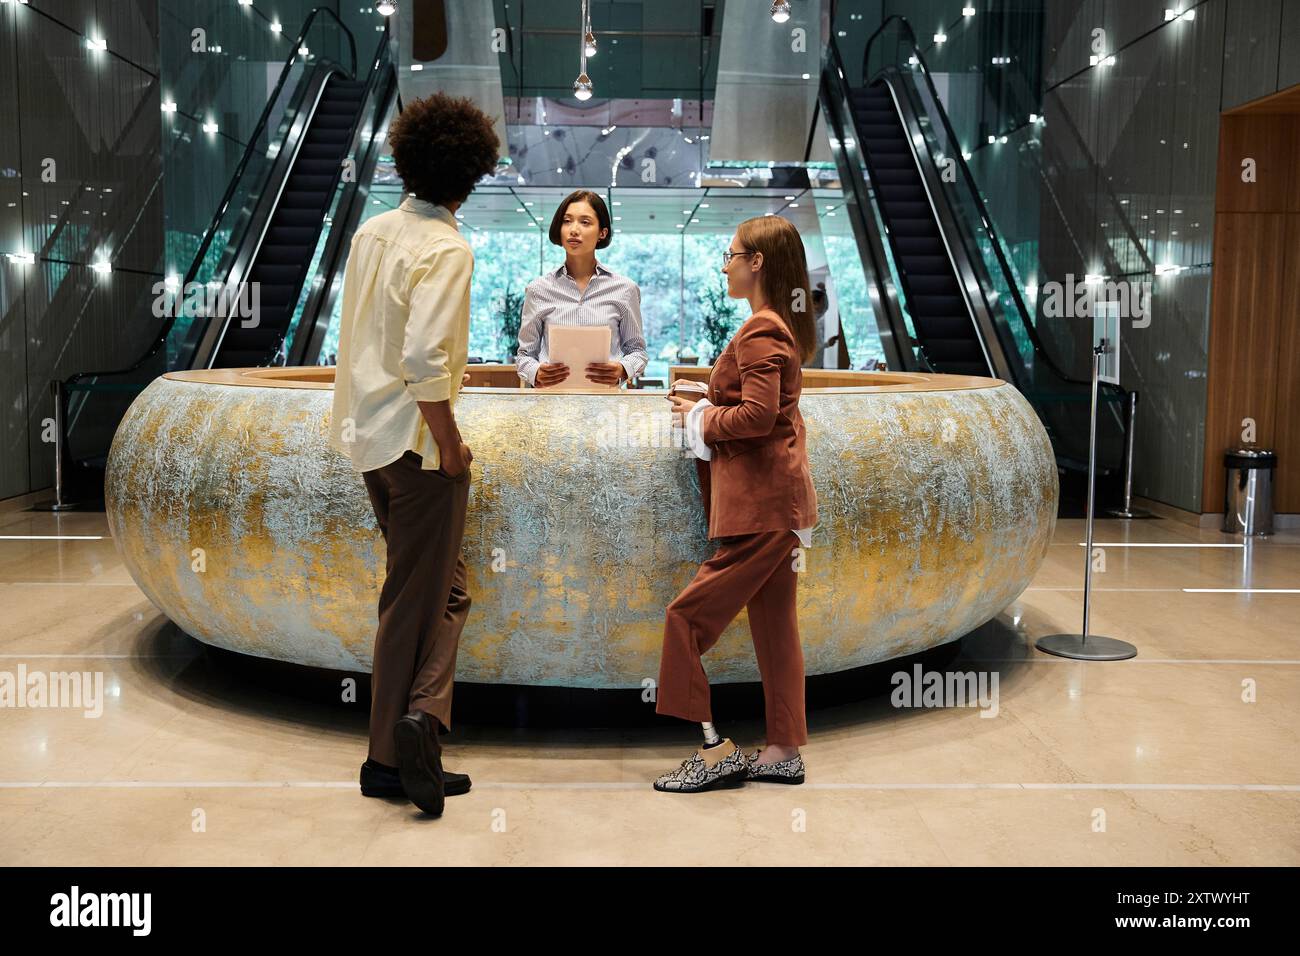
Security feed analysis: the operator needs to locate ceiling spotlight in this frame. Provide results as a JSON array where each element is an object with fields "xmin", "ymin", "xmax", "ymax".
[
  {"xmin": 770, "ymin": 1, "xmax": 791, "ymax": 24},
  {"xmin": 573, "ymin": 72, "xmax": 593, "ymax": 100},
  {"xmin": 962, "ymin": 4, "xmax": 976, "ymax": 15},
  {"xmin": 377, "ymin": 0, "xmax": 397, "ymax": 15}
]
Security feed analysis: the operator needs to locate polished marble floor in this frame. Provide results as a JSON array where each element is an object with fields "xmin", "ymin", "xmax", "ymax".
[{"xmin": 1, "ymin": 505, "xmax": 1297, "ymax": 865}]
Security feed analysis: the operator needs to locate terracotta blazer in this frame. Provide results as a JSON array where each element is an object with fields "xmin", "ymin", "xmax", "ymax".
[{"xmin": 695, "ymin": 309, "xmax": 818, "ymax": 539}]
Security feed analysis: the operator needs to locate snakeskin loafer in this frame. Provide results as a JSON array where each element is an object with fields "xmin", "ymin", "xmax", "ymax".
[
  {"xmin": 653, "ymin": 738, "xmax": 751, "ymax": 793},
  {"xmin": 745, "ymin": 749, "xmax": 806, "ymax": 784}
]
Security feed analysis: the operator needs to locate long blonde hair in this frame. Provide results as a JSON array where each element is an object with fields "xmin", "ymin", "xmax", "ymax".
[{"xmin": 734, "ymin": 216, "xmax": 816, "ymax": 363}]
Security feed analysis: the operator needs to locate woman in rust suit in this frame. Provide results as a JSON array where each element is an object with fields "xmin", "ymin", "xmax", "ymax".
[{"xmin": 654, "ymin": 215, "xmax": 819, "ymax": 793}]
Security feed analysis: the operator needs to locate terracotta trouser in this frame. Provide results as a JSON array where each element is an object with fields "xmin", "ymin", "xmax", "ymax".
[
  {"xmin": 656, "ymin": 529, "xmax": 807, "ymax": 746},
  {"xmin": 362, "ymin": 450, "xmax": 471, "ymax": 766}
]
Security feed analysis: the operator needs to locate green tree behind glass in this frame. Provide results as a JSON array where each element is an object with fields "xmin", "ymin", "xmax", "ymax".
[
  {"xmin": 699, "ymin": 280, "xmax": 739, "ymax": 363},
  {"xmin": 495, "ymin": 284, "xmax": 524, "ymax": 362}
]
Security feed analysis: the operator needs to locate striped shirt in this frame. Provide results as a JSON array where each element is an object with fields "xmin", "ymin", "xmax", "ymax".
[{"xmin": 516, "ymin": 260, "xmax": 649, "ymax": 386}]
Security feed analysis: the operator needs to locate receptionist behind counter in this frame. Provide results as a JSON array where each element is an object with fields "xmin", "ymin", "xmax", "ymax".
[{"xmin": 516, "ymin": 190, "xmax": 649, "ymax": 388}]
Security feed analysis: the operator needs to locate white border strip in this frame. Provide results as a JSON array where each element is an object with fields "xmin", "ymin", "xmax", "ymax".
[
  {"xmin": 0, "ymin": 781, "xmax": 1297, "ymax": 793},
  {"xmin": 1073, "ymin": 542, "xmax": 1244, "ymax": 548}
]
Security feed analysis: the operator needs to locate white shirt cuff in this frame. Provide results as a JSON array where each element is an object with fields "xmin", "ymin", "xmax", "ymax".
[{"xmin": 684, "ymin": 397, "xmax": 713, "ymax": 460}]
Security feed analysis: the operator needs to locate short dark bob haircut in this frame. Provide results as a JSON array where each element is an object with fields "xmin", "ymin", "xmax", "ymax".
[
  {"xmin": 548, "ymin": 190, "xmax": 613, "ymax": 249},
  {"xmin": 387, "ymin": 92, "xmax": 499, "ymax": 206}
]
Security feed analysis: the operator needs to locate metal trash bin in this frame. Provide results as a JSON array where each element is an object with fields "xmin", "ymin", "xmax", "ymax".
[{"xmin": 1223, "ymin": 446, "xmax": 1276, "ymax": 536}]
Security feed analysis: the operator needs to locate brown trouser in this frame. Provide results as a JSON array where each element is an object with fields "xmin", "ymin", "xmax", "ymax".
[
  {"xmin": 362, "ymin": 450, "xmax": 471, "ymax": 766},
  {"xmin": 656, "ymin": 529, "xmax": 807, "ymax": 746}
]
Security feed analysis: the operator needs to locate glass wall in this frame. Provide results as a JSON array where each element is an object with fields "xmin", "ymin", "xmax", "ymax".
[{"xmin": 319, "ymin": 218, "xmax": 882, "ymax": 382}]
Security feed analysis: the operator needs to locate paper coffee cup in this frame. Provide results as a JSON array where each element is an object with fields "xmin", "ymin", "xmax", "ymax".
[{"xmin": 670, "ymin": 379, "xmax": 708, "ymax": 396}]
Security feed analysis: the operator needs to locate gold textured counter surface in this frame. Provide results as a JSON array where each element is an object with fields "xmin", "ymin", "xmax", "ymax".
[{"xmin": 104, "ymin": 367, "xmax": 1058, "ymax": 687}]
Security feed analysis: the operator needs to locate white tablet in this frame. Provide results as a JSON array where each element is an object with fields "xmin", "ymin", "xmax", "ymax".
[{"xmin": 543, "ymin": 324, "xmax": 616, "ymax": 392}]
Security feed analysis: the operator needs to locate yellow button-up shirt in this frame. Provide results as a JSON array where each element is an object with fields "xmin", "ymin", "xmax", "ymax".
[{"xmin": 330, "ymin": 196, "xmax": 472, "ymax": 473}]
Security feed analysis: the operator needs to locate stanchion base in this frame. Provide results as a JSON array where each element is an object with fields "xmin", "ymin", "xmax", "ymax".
[
  {"xmin": 1106, "ymin": 506, "xmax": 1154, "ymax": 519},
  {"xmin": 1035, "ymin": 633, "xmax": 1137, "ymax": 660},
  {"xmin": 31, "ymin": 500, "xmax": 80, "ymax": 512}
]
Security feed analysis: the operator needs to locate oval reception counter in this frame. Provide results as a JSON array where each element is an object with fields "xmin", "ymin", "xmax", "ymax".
[{"xmin": 104, "ymin": 366, "xmax": 1058, "ymax": 687}]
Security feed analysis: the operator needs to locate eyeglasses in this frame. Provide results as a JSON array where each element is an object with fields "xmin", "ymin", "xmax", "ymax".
[{"xmin": 722, "ymin": 250, "xmax": 755, "ymax": 266}]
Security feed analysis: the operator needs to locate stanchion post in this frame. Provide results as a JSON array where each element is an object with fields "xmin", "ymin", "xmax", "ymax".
[{"xmin": 1036, "ymin": 340, "xmax": 1137, "ymax": 661}]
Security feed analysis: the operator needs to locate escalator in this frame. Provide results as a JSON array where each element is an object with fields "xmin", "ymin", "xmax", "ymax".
[
  {"xmin": 54, "ymin": 8, "xmax": 397, "ymax": 504},
  {"xmin": 821, "ymin": 16, "xmax": 1128, "ymax": 476},
  {"xmin": 852, "ymin": 83, "xmax": 992, "ymax": 378},
  {"xmin": 209, "ymin": 75, "xmax": 368, "ymax": 368}
]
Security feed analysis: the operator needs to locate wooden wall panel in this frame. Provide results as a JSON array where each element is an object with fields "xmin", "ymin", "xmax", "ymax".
[
  {"xmin": 1215, "ymin": 115, "xmax": 1298, "ymax": 213},
  {"xmin": 1203, "ymin": 108, "xmax": 1300, "ymax": 514},
  {"xmin": 1201, "ymin": 212, "xmax": 1287, "ymax": 512},
  {"xmin": 1272, "ymin": 215, "xmax": 1300, "ymax": 512}
]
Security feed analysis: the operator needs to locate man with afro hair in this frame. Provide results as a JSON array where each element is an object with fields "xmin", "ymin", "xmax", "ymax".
[{"xmin": 330, "ymin": 92, "xmax": 499, "ymax": 817}]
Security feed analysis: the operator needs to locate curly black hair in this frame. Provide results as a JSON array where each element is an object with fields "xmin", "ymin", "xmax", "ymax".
[{"xmin": 387, "ymin": 92, "xmax": 500, "ymax": 206}]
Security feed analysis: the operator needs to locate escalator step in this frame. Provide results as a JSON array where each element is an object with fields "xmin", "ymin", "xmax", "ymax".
[
  {"xmin": 880, "ymin": 200, "xmax": 932, "ymax": 220},
  {"xmin": 306, "ymin": 130, "xmax": 350, "ymax": 148},
  {"xmin": 904, "ymin": 274, "xmax": 959, "ymax": 296},
  {"xmin": 869, "ymin": 152, "xmax": 914, "ymax": 169},
  {"xmin": 915, "ymin": 317, "xmax": 977, "ymax": 341},
  {"xmin": 300, "ymin": 143, "xmax": 345, "ymax": 160},
  {"xmin": 921, "ymin": 338, "xmax": 985, "ymax": 363},
  {"xmin": 294, "ymin": 157, "xmax": 338, "ymax": 175},
  {"xmin": 254, "ymin": 283, "xmax": 297, "ymax": 308},
  {"xmin": 279, "ymin": 190, "xmax": 328, "ymax": 209},
  {"xmin": 853, "ymin": 110, "xmax": 897, "ymax": 127},
  {"xmin": 220, "ymin": 351, "xmax": 279, "ymax": 369},
  {"xmin": 859, "ymin": 123, "xmax": 905, "ymax": 139},
  {"xmin": 851, "ymin": 87, "xmax": 891, "ymax": 102},
  {"xmin": 886, "ymin": 218, "xmax": 937, "ymax": 237},
  {"xmin": 872, "ymin": 167, "xmax": 918, "ymax": 186},
  {"xmin": 316, "ymin": 101, "xmax": 359, "ymax": 115},
  {"xmin": 861, "ymin": 139, "xmax": 909, "ymax": 155},
  {"xmin": 895, "ymin": 236, "xmax": 945, "ymax": 256},
  {"xmin": 257, "ymin": 244, "xmax": 308, "ymax": 267},
  {"xmin": 251, "ymin": 264, "xmax": 305, "ymax": 286},
  {"xmin": 301, "ymin": 147, "xmax": 345, "ymax": 166},
  {"xmin": 224, "ymin": 328, "xmax": 285, "ymax": 351},
  {"xmin": 275, "ymin": 209, "xmax": 325, "ymax": 227},
  {"xmin": 910, "ymin": 294, "xmax": 966, "ymax": 315},
  {"xmin": 312, "ymin": 113, "xmax": 355, "ymax": 130},
  {"xmin": 265, "ymin": 226, "xmax": 318, "ymax": 248},
  {"xmin": 895, "ymin": 255, "xmax": 952, "ymax": 276},
  {"xmin": 286, "ymin": 174, "xmax": 336, "ymax": 193},
  {"xmin": 879, "ymin": 184, "xmax": 926, "ymax": 203}
]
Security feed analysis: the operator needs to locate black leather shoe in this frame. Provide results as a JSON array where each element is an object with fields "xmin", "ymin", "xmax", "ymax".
[
  {"xmin": 393, "ymin": 711, "xmax": 445, "ymax": 815},
  {"xmin": 360, "ymin": 759, "xmax": 471, "ymax": 798}
]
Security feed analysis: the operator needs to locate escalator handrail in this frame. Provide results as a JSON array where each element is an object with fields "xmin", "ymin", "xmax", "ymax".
[
  {"xmin": 861, "ymin": 15, "xmax": 1124, "ymax": 397},
  {"xmin": 280, "ymin": 21, "xmax": 395, "ymax": 367},
  {"xmin": 66, "ymin": 6, "xmax": 358, "ymax": 385}
]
